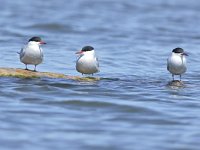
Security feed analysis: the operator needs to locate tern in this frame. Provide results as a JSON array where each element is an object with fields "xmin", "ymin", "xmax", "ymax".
[
  {"xmin": 76, "ymin": 46, "xmax": 99, "ymax": 75},
  {"xmin": 18, "ymin": 36, "xmax": 46, "ymax": 71},
  {"xmin": 167, "ymin": 47, "xmax": 188, "ymax": 81}
]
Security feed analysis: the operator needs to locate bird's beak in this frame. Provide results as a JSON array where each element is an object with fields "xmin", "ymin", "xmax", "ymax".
[
  {"xmin": 40, "ymin": 41, "xmax": 46, "ymax": 44},
  {"xmin": 182, "ymin": 52, "xmax": 188, "ymax": 56},
  {"xmin": 75, "ymin": 50, "xmax": 83, "ymax": 55}
]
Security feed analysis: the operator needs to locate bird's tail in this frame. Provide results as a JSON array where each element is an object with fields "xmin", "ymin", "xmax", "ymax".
[{"xmin": 17, "ymin": 52, "xmax": 20, "ymax": 54}]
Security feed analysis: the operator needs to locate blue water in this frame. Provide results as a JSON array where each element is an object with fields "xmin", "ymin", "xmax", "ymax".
[{"xmin": 0, "ymin": 0, "xmax": 200, "ymax": 149}]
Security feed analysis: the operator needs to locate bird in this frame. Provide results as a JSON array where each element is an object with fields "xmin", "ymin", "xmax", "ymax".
[
  {"xmin": 167, "ymin": 47, "xmax": 188, "ymax": 81},
  {"xmin": 76, "ymin": 46, "xmax": 99, "ymax": 75},
  {"xmin": 18, "ymin": 36, "xmax": 46, "ymax": 71}
]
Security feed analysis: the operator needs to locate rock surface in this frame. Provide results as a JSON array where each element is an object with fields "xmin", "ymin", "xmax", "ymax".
[
  {"xmin": 0, "ymin": 68, "xmax": 100, "ymax": 81},
  {"xmin": 168, "ymin": 80, "xmax": 185, "ymax": 87}
]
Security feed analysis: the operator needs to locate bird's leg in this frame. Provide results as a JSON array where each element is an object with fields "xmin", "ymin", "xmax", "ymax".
[
  {"xmin": 172, "ymin": 74, "xmax": 174, "ymax": 81},
  {"xmin": 34, "ymin": 65, "xmax": 37, "ymax": 72},
  {"xmin": 180, "ymin": 75, "xmax": 181, "ymax": 81},
  {"xmin": 25, "ymin": 64, "xmax": 28, "ymax": 70}
]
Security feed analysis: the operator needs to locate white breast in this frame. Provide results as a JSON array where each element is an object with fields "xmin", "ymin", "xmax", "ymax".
[
  {"xmin": 20, "ymin": 42, "xmax": 43, "ymax": 65},
  {"xmin": 76, "ymin": 50, "xmax": 99, "ymax": 74},
  {"xmin": 167, "ymin": 53, "xmax": 187, "ymax": 75}
]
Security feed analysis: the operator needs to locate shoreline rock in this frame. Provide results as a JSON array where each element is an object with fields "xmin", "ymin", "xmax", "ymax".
[
  {"xmin": 167, "ymin": 80, "xmax": 185, "ymax": 87},
  {"xmin": 0, "ymin": 68, "xmax": 100, "ymax": 81}
]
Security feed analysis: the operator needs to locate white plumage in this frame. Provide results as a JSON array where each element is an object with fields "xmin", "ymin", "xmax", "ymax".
[
  {"xmin": 167, "ymin": 47, "xmax": 187, "ymax": 81},
  {"xmin": 19, "ymin": 37, "xmax": 46, "ymax": 71},
  {"xmin": 76, "ymin": 46, "xmax": 99, "ymax": 75}
]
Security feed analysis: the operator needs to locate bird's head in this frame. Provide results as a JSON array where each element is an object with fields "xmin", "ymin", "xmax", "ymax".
[
  {"xmin": 172, "ymin": 47, "xmax": 188, "ymax": 56},
  {"xmin": 75, "ymin": 46, "xmax": 94, "ymax": 55},
  {"xmin": 28, "ymin": 36, "xmax": 46, "ymax": 45}
]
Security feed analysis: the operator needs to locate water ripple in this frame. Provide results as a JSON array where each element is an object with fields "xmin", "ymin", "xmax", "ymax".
[{"xmin": 1, "ymin": 0, "xmax": 200, "ymax": 150}]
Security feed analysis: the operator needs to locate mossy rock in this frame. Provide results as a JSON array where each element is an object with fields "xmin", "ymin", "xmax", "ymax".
[
  {"xmin": 0, "ymin": 68, "xmax": 100, "ymax": 81},
  {"xmin": 168, "ymin": 80, "xmax": 185, "ymax": 87}
]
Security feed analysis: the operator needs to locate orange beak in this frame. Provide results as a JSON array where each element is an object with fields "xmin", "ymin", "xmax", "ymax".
[
  {"xmin": 182, "ymin": 52, "xmax": 188, "ymax": 56},
  {"xmin": 40, "ymin": 41, "xmax": 46, "ymax": 44},
  {"xmin": 75, "ymin": 50, "xmax": 84, "ymax": 54}
]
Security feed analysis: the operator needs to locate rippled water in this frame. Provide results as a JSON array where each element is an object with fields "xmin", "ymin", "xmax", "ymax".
[{"xmin": 1, "ymin": 0, "xmax": 200, "ymax": 149}]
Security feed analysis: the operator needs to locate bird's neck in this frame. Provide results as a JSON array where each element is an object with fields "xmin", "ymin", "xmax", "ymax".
[
  {"xmin": 172, "ymin": 53, "xmax": 180, "ymax": 57},
  {"xmin": 27, "ymin": 42, "xmax": 40, "ymax": 48},
  {"xmin": 84, "ymin": 50, "xmax": 95, "ymax": 56}
]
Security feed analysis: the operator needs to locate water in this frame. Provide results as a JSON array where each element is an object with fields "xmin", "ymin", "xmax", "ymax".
[{"xmin": 0, "ymin": 0, "xmax": 200, "ymax": 149}]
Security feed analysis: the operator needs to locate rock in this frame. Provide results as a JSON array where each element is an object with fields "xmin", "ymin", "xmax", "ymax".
[
  {"xmin": 168, "ymin": 80, "xmax": 185, "ymax": 87},
  {"xmin": 0, "ymin": 67, "xmax": 100, "ymax": 81}
]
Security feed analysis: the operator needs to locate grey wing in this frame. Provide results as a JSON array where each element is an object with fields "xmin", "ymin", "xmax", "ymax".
[
  {"xmin": 96, "ymin": 57, "xmax": 99, "ymax": 67},
  {"xmin": 40, "ymin": 47, "xmax": 44, "ymax": 58},
  {"xmin": 96, "ymin": 57, "xmax": 100, "ymax": 72},
  {"xmin": 19, "ymin": 47, "xmax": 25, "ymax": 59},
  {"xmin": 167, "ymin": 58, "xmax": 169, "ymax": 71}
]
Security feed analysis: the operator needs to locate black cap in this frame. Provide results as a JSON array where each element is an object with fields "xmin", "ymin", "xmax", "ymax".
[
  {"xmin": 82, "ymin": 46, "xmax": 94, "ymax": 51},
  {"xmin": 28, "ymin": 36, "xmax": 42, "ymax": 42},
  {"xmin": 172, "ymin": 47, "xmax": 184, "ymax": 53}
]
